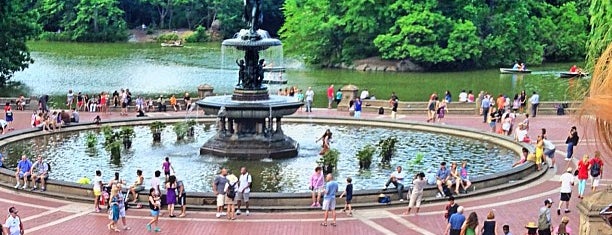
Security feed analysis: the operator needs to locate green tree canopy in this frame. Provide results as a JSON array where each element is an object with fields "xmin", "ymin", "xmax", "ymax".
[
  {"xmin": 0, "ymin": 0, "xmax": 39, "ymax": 87},
  {"xmin": 66, "ymin": 0, "xmax": 128, "ymax": 42}
]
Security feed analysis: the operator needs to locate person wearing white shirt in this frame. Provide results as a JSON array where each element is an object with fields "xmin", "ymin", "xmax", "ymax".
[
  {"xmin": 543, "ymin": 138, "xmax": 557, "ymax": 168},
  {"xmin": 558, "ymin": 167, "xmax": 574, "ymax": 215},
  {"xmin": 236, "ymin": 167, "xmax": 252, "ymax": 216},
  {"xmin": 305, "ymin": 87, "xmax": 314, "ymax": 112},
  {"xmin": 529, "ymin": 91, "xmax": 540, "ymax": 117},
  {"xmin": 383, "ymin": 166, "xmax": 406, "ymax": 201},
  {"xmin": 4, "ymin": 207, "xmax": 23, "ymax": 235},
  {"xmin": 360, "ymin": 89, "xmax": 370, "ymax": 100},
  {"xmin": 150, "ymin": 170, "xmax": 161, "ymax": 195},
  {"xmin": 458, "ymin": 90, "xmax": 468, "ymax": 102}
]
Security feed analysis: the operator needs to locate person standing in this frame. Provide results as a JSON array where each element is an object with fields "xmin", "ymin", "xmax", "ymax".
[
  {"xmin": 558, "ymin": 167, "xmax": 574, "ymax": 215},
  {"xmin": 460, "ymin": 212, "xmax": 479, "ymax": 235},
  {"xmin": 107, "ymin": 186, "xmax": 121, "ymax": 232},
  {"xmin": 589, "ymin": 151, "xmax": 604, "ymax": 192},
  {"xmin": 224, "ymin": 174, "xmax": 238, "ymax": 220},
  {"xmin": 537, "ymin": 198, "xmax": 553, "ymax": 235},
  {"xmin": 556, "ymin": 216, "xmax": 572, "ymax": 235},
  {"xmin": 390, "ymin": 98, "xmax": 398, "ymax": 119},
  {"xmin": 67, "ymin": 90, "xmax": 74, "ymax": 109},
  {"xmin": 4, "ymin": 103, "xmax": 13, "ymax": 131},
  {"xmin": 354, "ymin": 97, "xmax": 362, "ymax": 119},
  {"xmin": 4, "ymin": 207, "xmax": 23, "ymax": 235},
  {"xmin": 444, "ymin": 196, "xmax": 459, "ymax": 223},
  {"xmin": 339, "ymin": 177, "xmax": 353, "ymax": 216},
  {"xmin": 445, "ymin": 206, "xmax": 465, "ymax": 235},
  {"xmin": 565, "ymin": 126, "xmax": 579, "ymax": 161},
  {"xmin": 309, "ymin": 167, "xmax": 324, "ymax": 208},
  {"xmin": 327, "ymin": 84, "xmax": 334, "ymax": 109},
  {"xmin": 529, "ymin": 91, "xmax": 540, "ymax": 117},
  {"xmin": 150, "ymin": 170, "xmax": 161, "ymax": 195},
  {"xmin": 403, "ymin": 172, "xmax": 426, "ymax": 215},
  {"xmin": 146, "ymin": 188, "xmax": 161, "ymax": 232},
  {"xmin": 576, "ymin": 155, "xmax": 590, "ymax": 199},
  {"xmin": 321, "ymin": 174, "xmax": 338, "ymax": 227},
  {"xmin": 543, "ymin": 137, "xmax": 557, "ymax": 169},
  {"xmin": 383, "ymin": 166, "xmax": 405, "ymax": 202},
  {"xmin": 116, "ymin": 184, "xmax": 130, "ymax": 231},
  {"xmin": 161, "ymin": 157, "xmax": 175, "ymax": 180},
  {"xmin": 535, "ymin": 136, "xmax": 544, "ymax": 171},
  {"xmin": 165, "ymin": 175, "xmax": 177, "ymax": 217},
  {"xmin": 481, "ymin": 94, "xmax": 491, "ymax": 123},
  {"xmin": 93, "ymin": 170, "xmax": 103, "ymax": 212},
  {"xmin": 212, "ymin": 168, "xmax": 228, "ymax": 218},
  {"xmin": 236, "ymin": 167, "xmax": 252, "ymax": 216},
  {"xmin": 335, "ymin": 89, "xmax": 342, "ymax": 105},
  {"xmin": 305, "ymin": 87, "xmax": 314, "ymax": 112},
  {"xmin": 481, "ymin": 210, "xmax": 498, "ymax": 235}
]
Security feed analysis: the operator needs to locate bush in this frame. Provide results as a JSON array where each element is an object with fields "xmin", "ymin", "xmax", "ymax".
[
  {"xmin": 39, "ymin": 32, "xmax": 72, "ymax": 41},
  {"xmin": 378, "ymin": 136, "xmax": 398, "ymax": 164},
  {"xmin": 156, "ymin": 33, "xmax": 180, "ymax": 43},
  {"xmin": 185, "ymin": 26, "xmax": 209, "ymax": 43},
  {"xmin": 356, "ymin": 145, "xmax": 375, "ymax": 170}
]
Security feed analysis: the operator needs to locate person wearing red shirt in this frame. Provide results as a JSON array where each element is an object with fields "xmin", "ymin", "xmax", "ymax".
[
  {"xmin": 327, "ymin": 85, "xmax": 334, "ymax": 109},
  {"xmin": 576, "ymin": 155, "xmax": 590, "ymax": 199},
  {"xmin": 569, "ymin": 65, "xmax": 577, "ymax": 72},
  {"xmin": 589, "ymin": 151, "xmax": 604, "ymax": 192}
]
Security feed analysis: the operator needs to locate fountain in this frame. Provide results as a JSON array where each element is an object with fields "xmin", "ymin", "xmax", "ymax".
[{"xmin": 196, "ymin": 0, "xmax": 302, "ymax": 159}]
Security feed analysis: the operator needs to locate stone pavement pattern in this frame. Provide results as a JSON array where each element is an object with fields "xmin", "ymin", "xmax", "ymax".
[{"xmin": 1, "ymin": 108, "xmax": 610, "ymax": 235}]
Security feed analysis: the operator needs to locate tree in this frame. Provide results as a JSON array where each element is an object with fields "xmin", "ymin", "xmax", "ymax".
[
  {"xmin": 67, "ymin": 0, "xmax": 128, "ymax": 42},
  {"xmin": 586, "ymin": 0, "xmax": 612, "ymax": 68},
  {"xmin": 142, "ymin": 0, "xmax": 191, "ymax": 29},
  {"xmin": 0, "ymin": 0, "xmax": 39, "ymax": 87}
]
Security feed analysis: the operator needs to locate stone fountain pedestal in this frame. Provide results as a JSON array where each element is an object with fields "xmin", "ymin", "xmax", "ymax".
[{"xmin": 577, "ymin": 186, "xmax": 612, "ymax": 234}]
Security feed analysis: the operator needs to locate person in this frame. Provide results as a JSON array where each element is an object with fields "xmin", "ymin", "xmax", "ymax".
[
  {"xmin": 576, "ymin": 155, "xmax": 589, "ymax": 199},
  {"xmin": 212, "ymin": 168, "xmax": 228, "ymax": 218},
  {"xmin": 535, "ymin": 135, "xmax": 544, "ymax": 171},
  {"xmin": 129, "ymin": 170, "xmax": 144, "ymax": 202},
  {"xmin": 183, "ymin": 92, "xmax": 192, "ymax": 112},
  {"xmin": 558, "ymin": 167, "xmax": 574, "ymax": 215},
  {"xmin": 4, "ymin": 207, "xmax": 24, "ymax": 235},
  {"xmin": 514, "ymin": 123, "xmax": 529, "ymax": 143},
  {"xmin": 93, "ymin": 170, "xmax": 104, "ymax": 212},
  {"xmin": 93, "ymin": 115, "xmax": 101, "ymax": 125},
  {"xmin": 529, "ymin": 91, "xmax": 540, "ymax": 117},
  {"xmin": 556, "ymin": 216, "xmax": 572, "ymax": 235},
  {"xmin": 458, "ymin": 90, "xmax": 468, "ymax": 102},
  {"xmin": 146, "ymin": 188, "xmax": 162, "ymax": 232},
  {"xmin": 161, "ymin": 157, "xmax": 175, "ymax": 180},
  {"xmin": 512, "ymin": 62, "xmax": 520, "ymax": 70},
  {"xmin": 458, "ymin": 160, "xmax": 472, "ymax": 194},
  {"xmin": 403, "ymin": 172, "xmax": 426, "ymax": 215},
  {"xmin": 383, "ymin": 166, "xmax": 405, "ymax": 201},
  {"xmin": 30, "ymin": 156, "xmax": 49, "ymax": 191},
  {"xmin": 589, "ymin": 151, "xmax": 604, "ymax": 192},
  {"xmin": 309, "ymin": 167, "xmax": 324, "ymax": 208},
  {"xmin": 67, "ymin": 89, "xmax": 74, "ymax": 109},
  {"xmin": 449, "ymin": 162, "xmax": 461, "ymax": 195},
  {"xmin": 4, "ymin": 103, "xmax": 13, "ymax": 131},
  {"xmin": 165, "ymin": 175, "xmax": 178, "ymax": 217},
  {"xmin": 0, "ymin": 119, "xmax": 8, "ymax": 135},
  {"xmin": 16, "ymin": 94, "xmax": 24, "ymax": 111},
  {"xmin": 360, "ymin": 89, "xmax": 370, "ymax": 100},
  {"xmin": 390, "ymin": 98, "xmax": 398, "ymax": 119},
  {"xmin": 481, "ymin": 94, "xmax": 491, "ymax": 123},
  {"xmin": 467, "ymin": 90, "xmax": 475, "ymax": 103},
  {"xmin": 170, "ymin": 95, "xmax": 180, "ymax": 112},
  {"xmin": 444, "ymin": 196, "xmax": 459, "ymax": 222},
  {"xmin": 460, "ymin": 211, "xmax": 479, "ymax": 235},
  {"xmin": 481, "ymin": 210, "xmax": 498, "ymax": 235},
  {"xmin": 115, "ymin": 184, "xmax": 130, "ymax": 230},
  {"xmin": 236, "ymin": 167, "xmax": 252, "ymax": 216},
  {"xmin": 522, "ymin": 113, "xmax": 530, "ymax": 131},
  {"xmin": 107, "ymin": 185, "xmax": 121, "ymax": 232},
  {"xmin": 71, "ymin": 108, "xmax": 80, "ymax": 123},
  {"xmin": 327, "ymin": 84, "xmax": 334, "ymax": 109},
  {"xmin": 14, "ymin": 155, "xmax": 32, "ymax": 190},
  {"xmin": 157, "ymin": 95, "xmax": 167, "ymax": 112},
  {"xmin": 543, "ymin": 137, "xmax": 557, "ymax": 168},
  {"xmin": 354, "ymin": 97, "xmax": 362, "ymax": 118},
  {"xmin": 177, "ymin": 178, "xmax": 186, "ymax": 217},
  {"xmin": 296, "ymin": 90, "xmax": 305, "ymax": 111},
  {"xmin": 339, "ymin": 177, "xmax": 353, "ymax": 216},
  {"xmin": 427, "ymin": 94, "xmax": 438, "ymax": 123},
  {"xmin": 538, "ymin": 198, "xmax": 553, "ymax": 235},
  {"xmin": 305, "ymin": 87, "xmax": 314, "ymax": 112},
  {"xmin": 565, "ymin": 126, "xmax": 579, "ymax": 161},
  {"xmin": 445, "ymin": 206, "xmax": 465, "ymax": 235},
  {"xmin": 321, "ymin": 174, "xmax": 338, "ymax": 227},
  {"xmin": 436, "ymin": 162, "xmax": 452, "ymax": 197},
  {"xmin": 444, "ymin": 90, "xmax": 452, "ymax": 103},
  {"xmin": 224, "ymin": 174, "xmax": 238, "ymax": 220},
  {"xmin": 334, "ymin": 89, "xmax": 342, "ymax": 105},
  {"xmin": 437, "ymin": 99, "xmax": 448, "ymax": 123},
  {"xmin": 513, "ymin": 148, "xmax": 529, "ymax": 167},
  {"xmin": 502, "ymin": 224, "xmax": 513, "ymax": 235},
  {"xmin": 316, "ymin": 129, "xmax": 332, "ymax": 155}
]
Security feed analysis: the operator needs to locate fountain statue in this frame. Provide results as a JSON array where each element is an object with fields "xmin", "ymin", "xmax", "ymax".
[{"xmin": 196, "ymin": 0, "xmax": 302, "ymax": 159}]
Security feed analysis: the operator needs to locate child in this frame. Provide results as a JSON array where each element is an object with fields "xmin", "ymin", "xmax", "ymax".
[
  {"xmin": 93, "ymin": 170, "xmax": 103, "ymax": 212},
  {"xmin": 502, "ymin": 224, "xmax": 513, "ymax": 235},
  {"xmin": 338, "ymin": 177, "xmax": 353, "ymax": 216},
  {"xmin": 94, "ymin": 115, "xmax": 101, "ymax": 125},
  {"xmin": 161, "ymin": 157, "xmax": 175, "ymax": 179},
  {"xmin": 146, "ymin": 188, "xmax": 161, "ymax": 232}
]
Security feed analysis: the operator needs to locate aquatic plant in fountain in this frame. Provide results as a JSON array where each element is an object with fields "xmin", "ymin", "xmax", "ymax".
[
  {"xmin": 85, "ymin": 132, "xmax": 97, "ymax": 148},
  {"xmin": 378, "ymin": 136, "xmax": 398, "ymax": 164},
  {"xmin": 120, "ymin": 126, "xmax": 135, "ymax": 149},
  {"xmin": 149, "ymin": 121, "xmax": 166, "ymax": 142},
  {"xmin": 318, "ymin": 149, "xmax": 339, "ymax": 174},
  {"xmin": 356, "ymin": 144, "xmax": 375, "ymax": 170}
]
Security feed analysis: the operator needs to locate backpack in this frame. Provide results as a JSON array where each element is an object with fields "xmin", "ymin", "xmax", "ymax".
[
  {"xmin": 590, "ymin": 161, "xmax": 601, "ymax": 177},
  {"xmin": 46, "ymin": 162, "xmax": 51, "ymax": 173},
  {"xmin": 538, "ymin": 209, "xmax": 550, "ymax": 230},
  {"xmin": 227, "ymin": 182, "xmax": 237, "ymax": 199}
]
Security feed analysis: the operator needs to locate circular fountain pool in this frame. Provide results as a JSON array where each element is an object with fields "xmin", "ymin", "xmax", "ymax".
[{"xmin": 1, "ymin": 121, "xmax": 517, "ymax": 193}]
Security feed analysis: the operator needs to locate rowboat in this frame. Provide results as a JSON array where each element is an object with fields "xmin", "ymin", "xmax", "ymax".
[
  {"xmin": 559, "ymin": 72, "xmax": 589, "ymax": 78},
  {"xmin": 499, "ymin": 68, "xmax": 532, "ymax": 74},
  {"xmin": 262, "ymin": 67, "xmax": 286, "ymax": 73},
  {"xmin": 161, "ymin": 43, "xmax": 184, "ymax": 47},
  {"xmin": 262, "ymin": 78, "xmax": 288, "ymax": 84}
]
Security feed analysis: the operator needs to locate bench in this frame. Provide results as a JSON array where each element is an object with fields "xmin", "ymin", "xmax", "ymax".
[{"xmin": 0, "ymin": 97, "xmax": 33, "ymax": 110}]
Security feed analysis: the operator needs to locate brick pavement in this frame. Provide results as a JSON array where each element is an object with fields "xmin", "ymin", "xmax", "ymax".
[{"xmin": 0, "ymin": 108, "xmax": 609, "ymax": 235}]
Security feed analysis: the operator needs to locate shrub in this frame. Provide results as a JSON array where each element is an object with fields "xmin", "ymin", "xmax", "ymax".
[
  {"xmin": 356, "ymin": 145, "xmax": 375, "ymax": 169},
  {"xmin": 185, "ymin": 26, "xmax": 209, "ymax": 43},
  {"xmin": 39, "ymin": 32, "xmax": 72, "ymax": 41},
  {"xmin": 156, "ymin": 33, "xmax": 180, "ymax": 43},
  {"xmin": 378, "ymin": 136, "xmax": 398, "ymax": 164}
]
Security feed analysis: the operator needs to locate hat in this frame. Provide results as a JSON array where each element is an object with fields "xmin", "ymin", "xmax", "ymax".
[
  {"xmin": 566, "ymin": 167, "xmax": 572, "ymax": 173},
  {"xmin": 525, "ymin": 222, "xmax": 538, "ymax": 229},
  {"xmin": 544, "ymin": 198, "xmax": 554, "ymax": 205}
]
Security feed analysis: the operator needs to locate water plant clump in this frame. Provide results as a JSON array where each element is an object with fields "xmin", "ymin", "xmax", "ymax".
[
  {"xmin": 150, "ymin": 121, "xmax": 166, "ymax": 142},
  {"xmin": 318, "ymin": 149, "xmax": 339, "ymax": 175},
  {"xmin": 85, "ymin": 132, "xmax": 97, "ymax": 148},
  {"xmin": 378, "ymin": 136, "xmax": 398, "ymax": 164},
  {"xmin": 356, "ymin": 144, "xmax": 375, "ymax": 170}
]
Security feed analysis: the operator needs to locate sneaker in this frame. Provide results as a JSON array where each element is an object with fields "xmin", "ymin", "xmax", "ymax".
[
  {"xmin": 41, "ymin": 187, "xmax": 46, "ymax": 192},
  {"xmin": 236, "ymin": 209, "xmax": 241, "ymax": 215},
  {"xmin": 382, "ymin": 187, "xmax": 388, "ymax": 191},
  {"xmin": 399, "ymin": 199, "xmax": 404, "ymax": 202},
  {"xmin": 154, "ymin": 228, "xmax": 161, "ymax": 232},
  {"xmin": 215, "ymin": 213, "xmax": 221, "ymax": 218},
  {"xmin": 315, "ymin": 202, "xmax": 321, "ymax": 208},
  {"xmin": 436, "ymin": 193, "xmax": 442, "ymax": 198},
  {"xmin": 14, "ymin": 183, "xmax": 20, "ymax": 189},
  {"xmin": 246, "ymin": 210, "xmax": 250, "ymax": 216},
  {"xmin": 221, "ymin": 212, "xmax": 227, "ymax": 216},
  {"xmin": 565, "ymin": 209, "xmax": 571, "ymax": 213},
  {"xmin": 21, "ymin": 186, "xmax": 27, "ymax": 190},
  {"xmin": 146, "ymin": 224, "xmax": 152, "ymax": 232},
  {"xmin": 310, "ymin": 203, "xmax": 316, "ymax": 208}
]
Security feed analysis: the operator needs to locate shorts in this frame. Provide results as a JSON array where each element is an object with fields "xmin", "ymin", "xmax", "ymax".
[
  {"xmin": 312, "ymin": 187, "xmax": 324, "ymax": 193},
  {"xmin": 408, "ymin": 192, "xmax": 423, "ymax": 208},
  {"xmin": 224, "ymin": 195, "xmax": 236, "ymax": 205},
  {"xmin": 94, "ymin": 189, "xmax": 102, "ymax": 196},
  {"xmin": 591, "ymin": 175, "xmax": 600, "ymax": 187},
  {"xmin": 328, "ymin": 97, "xmax": 334, "ymax": 103},
  {"xmin": 150, "ymin": 209, "xmax": 159, "ymax": 216},
  {"xmin": 560, "ymin": 192, "xmax": 571, "ymax": 202},
  {"xmin": 236, "ymin": 192, "xmax": 249, "ymax": 202},
  {"xmin": 450, "ymin": 229, "xmax": 461, "ymax": 235},
  {"xmin": 164, "ymin": 171, "xmax": 170, "ymax": 177},
  {"xmin": 178, "ymin": 193, "xmax": 186, "ymax": 206},
  {"xmin": 216, "ymin": 194, "xmax": 225, "ymax": 207},
  {"xmin": 131, "ymin": 185, "xmax": 145, "ymax": 192},
  {"xmin": 345, "ymin": 197, "xmax": 352, "ymax": 204},
  {"xmin": 119, "ymin": 207, "xmax": 126, "ymax": 218},
  {"xmin": 78, "ymin": 101, "xmax": 83, "ymax": 106},
  {"xmin": 322, "ymin": 198, "xmax": 336, "ymax": 211},
  {"xmin": 18, "ymin": 171, "xmax": 30, "ymax": 179},
  {"xmin": 489, "ymin": 121, "xmax": 496, "ymax": 129},
  {"xmin": 544, "ymin": 149, "xmax": 556, "ymax": 158},
  {"xmin": 121, "ymin": 103, "xmax": 127, "ymax": 108}
]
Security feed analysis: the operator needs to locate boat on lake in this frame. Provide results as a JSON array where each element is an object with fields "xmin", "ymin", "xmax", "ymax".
[
  {"xmin": 262, "ymin": 67, "xmax": 288, "ymax": 84},
  {"xmin": 161, "ymin": 42, "xmax": 184, "ymax": 47},
  {"xmin": 499, "ymin": 68, "xmax": 532, "ymax": 74},
  {"xmin": 559, "ymin": 72, "xmax": 589, "ymax": 78}
]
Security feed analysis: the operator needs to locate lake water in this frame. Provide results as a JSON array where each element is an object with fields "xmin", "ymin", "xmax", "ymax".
[
  {"xmin": 14, "ymin": 42, "xmax": 585, "ymax": 107},
  {"xmin": 2, "ymin": 123, "xmax": 515, "ymax": 193}
]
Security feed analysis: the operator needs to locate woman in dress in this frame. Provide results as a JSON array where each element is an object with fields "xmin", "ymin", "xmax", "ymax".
[
  {"xmin": 100, "ymin": 92, "xmax": 108, "ymax": 114},
  {"xmin": 403, "ymin": 172, "xmax": 426, "ymax": 215},
  {"xmin": 437, "ymin": 99, "xmax": 448, "ymax": 123},
  {"xmin": 165, "ymin": 175, "xmax": 177, "ymax": 217},
  {"xmin": 309, "ymin": 167, "xmax": 324, "ymax": 208},
  {"xmin": 146, "ymin": 188, "xmax": 161, "ymax": 232},
  {"xmin": 519, "ymin": 90, "xmax": 527, "ymax": 114},
  {"xmin": 577, "ymin": 155, "xmax": 590, "ymax": 199},
  {"xmin": 535, "ymin": 135, "xmax": 544, "ymax": 171},
  {"xmin": 481, "ymin": 210, "xmax": 498, "ymax": 235},
  {"xmin": 460, "ymin": 211, "xmax": 479, "ymax": 235},
  {"xmin": 107, "ymin": 185, "xmax": 120, "ymax": 232}
]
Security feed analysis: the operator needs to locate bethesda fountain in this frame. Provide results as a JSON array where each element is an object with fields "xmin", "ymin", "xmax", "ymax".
[{"xmin": 196, "ymin": 0, "xmax": 302, "ymax": 159}]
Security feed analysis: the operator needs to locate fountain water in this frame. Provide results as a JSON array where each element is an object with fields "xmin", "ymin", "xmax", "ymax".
[{"xmin": 196, "ymin": 0, "xmax": 302, "ymax": 159}]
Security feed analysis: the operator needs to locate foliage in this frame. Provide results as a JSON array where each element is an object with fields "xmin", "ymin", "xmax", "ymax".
[
  {"xmin": 0, "ymin": 0, "xmax": 40, "ymax": 87},
  {"xmin": 106, "ymin": 139, "xmax": 121, "ymax": 158},
  {"xmin": 173, "ymin": 122, "xmax": 188, "ymax": 140},
  {"xmin": 150, "ymin": 121, "xmax": 166, "ymax": 133},
  {"xmin": 186, "ymin": 119, "xmax": 197, "ymax": 127},
  {"xmin": 62, "ymin": 0, "xmax": 128, "ymax": 42},
  {"xmin": 156, "ymin": 33, "xmax": 180, "ymax": 43},
  {"xmin": 119, "ymin": 126, "xmax": 135, "ymax": 138},
  {"xmin": 377, "ymin": 136, "xmax": 398, "ymax": 164},
  {"xmin": 38, "ymin": 32, "xmax": 72, "ymax": 42},
  {"xmin": 185, "ymin": 25, "xmax": 210, "ymax": 43},
  {"xmin": 85, "ymin": 132, "xmax": 97, "ymax": 148},
  {"xmin": 355, "ymin": 144, "xmax": 375, "ymax": 170},
  {"xmin": 100, "ymin": 125, "xmax": 115, "ymax": 145},
  {"xmin": 586, "ymin": 0, "xmax": 612, "ymax": 68},
  {"xmin": 317, "ymin": 149, "xmax": 339, "ymax": 169}
]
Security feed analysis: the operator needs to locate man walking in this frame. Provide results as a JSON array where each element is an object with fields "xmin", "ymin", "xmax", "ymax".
[
  {"xmin": 383, "ymin": 166, "xmax": 405, "ymax": 201},
  {"xmin": 321, "ymin": 174, "xmax": 338, "ymax": 227},
  {"xmin": 212, "ymin": 168, "xmax": 228, "ymax": 218},
  {"xmin": 236, "ymin": 167, "xmax": 252, "ymax": 216},
  {"xmin": 305, "ymin": 87, "xmax": 314, "ymax": 112},
  {"xmin": 177, "ymin": 179, "xmax": 186, "ymax": 217},
  {"xmin": 445, "ymin": 206, "xmax": 465, "ymax": 235},
  {"xmin": 327, "ymin": 84, "xmax": 334, "ymax": 109},
  {"xmin": 481, "ymin": 94, "xmax": 491, "ymax": 123},
  {"xmin": 538, "ymin": 198, "xmax": 553, "ymax": 235},
  {"xmin": 558, "ymin": 167, "xmax": 574, "ymax": 215},
  {"xmin": 529, "ymin": 91, "xmax": 540, "ymax": 117}
]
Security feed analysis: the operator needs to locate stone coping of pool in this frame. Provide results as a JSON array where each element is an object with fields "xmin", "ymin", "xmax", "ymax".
[{"xmin": 0, "ymin": 115, "xmax": 545, "ymax": 210}]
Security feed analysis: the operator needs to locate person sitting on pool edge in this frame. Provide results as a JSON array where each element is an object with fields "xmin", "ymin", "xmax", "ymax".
[{"xmin": 382, "ymin": 166, "xmax": 406, "ymax": 202}]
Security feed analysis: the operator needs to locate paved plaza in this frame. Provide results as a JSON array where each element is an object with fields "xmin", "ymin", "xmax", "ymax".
[{"xmin": 1, "ymin": 108, "xmax": 610, "ymax": 235}]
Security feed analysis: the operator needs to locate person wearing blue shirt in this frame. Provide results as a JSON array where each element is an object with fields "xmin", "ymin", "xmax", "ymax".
[
  {"xmin": 14, "ymin": 155, "xmax": 33, "ymax": 190},
  {"xmin": 436, "ymin": 162, "xmax": 451, "ymax": 197},
  {"xmin": 321, "ymin": 174, "xmax": 338, "ymax": 227},
  {"xmin": 481, "ymin": 95, "xmax": 491, "ymax": 123},
  {"xmin": 445, "ymin": 206, "xmax": 465, "ymax": 235},
  {"xmin": 354, "ymin": 98, "xmax": 362, "ymax": 119}
]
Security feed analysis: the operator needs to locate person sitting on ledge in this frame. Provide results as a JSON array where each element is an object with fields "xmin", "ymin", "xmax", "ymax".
[
  {"xmin": 383, "ymin": 166, "xmax": 406, "ymax": 202},
  {"xmin": 137, "ymin": 109, "xmax": 147, "ymax": 117},
  {"xmin": 157, "ymin": 95, "xmax": 167, "ymax": 112},
  {"xmin": 71, "ymin": 108, "xmax": 80, "ymax": 123},
  {"xmin": 94, "ymin": 115, "xmax": 101, "ymax": 125}
]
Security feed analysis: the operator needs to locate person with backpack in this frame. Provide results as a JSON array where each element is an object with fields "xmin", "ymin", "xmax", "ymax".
[
  {"xmin": 565, "ymin": 126, "xmax": 579, "ymax": 161},
  {"xmin": 224, "ymin": 174, "xmax": 238, "ymax": 220},
  {"xmin": 538, "ymin": 198, "xmax": 553, "ymax": 235},
  {"xmin": 212, "ymin": 168, "xmax": 228, "ymax": 218},
  {"xmin": 576, "ymin": 155, "xmax": 590, "ymax": 199},
  {"xmin": 236, "ymin": 167, "xmax": 252, "ymax": 216},
  {"xmin": 589, "ymin": 151, "xmax": 604, "ymax": 192},
  {"xmin": 444, "ymin": 196, "xmax": 459, "ymax": 223}
]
